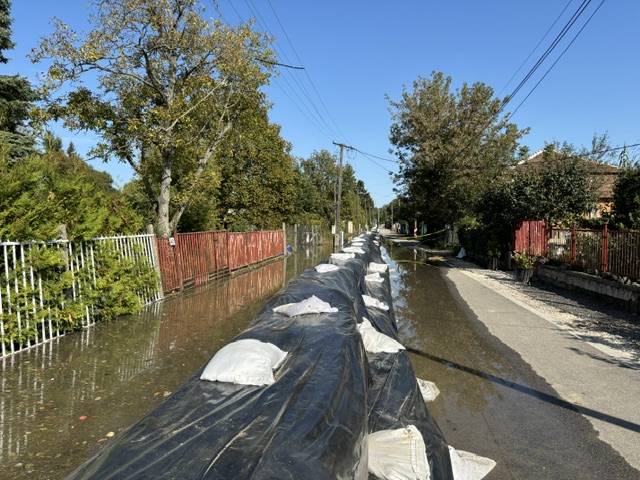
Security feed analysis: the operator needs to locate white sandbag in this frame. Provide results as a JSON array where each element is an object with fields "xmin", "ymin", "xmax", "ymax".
[
  {"xmin": 315, "ymin": 263, "xmax": 340, "ymax": 273},
  {"xmin": 417, "ymin": 378, "xmax": 440, "ymax": 402},
  {"xmin": 448, "ymin": 446, "xmax": 496, "ymax": 480},
  {"xmin": 342, "ymin": 246, "xmax": 365, "ymax": 254},
  {"xmin": 331, "ymin": 252, "xmax": 355, "ymax": 262},
  {"xmin": 363, "ymin": 295, "xmax": 389, "ymax": 311},
  {"xmin": 365, "ymin": 272, "xmax": 384, "ymax": 283},
  {"xmin": 368, "ymin": 425, "xmax": 430, "ymax": 480},
  {"xmin": 273, "ymin": 295, "xmax": 339, "ymax": 317},
  {"xmin": 358, "ymin": 319, "xmax": 405, "ymax": 353},
  {"xmin": 200, "ymin": 339, "xmax": 287, "ymax": 386},
  {"xmin": 369, "ymin": 262, "xmax": 389, "ymax": 273}
]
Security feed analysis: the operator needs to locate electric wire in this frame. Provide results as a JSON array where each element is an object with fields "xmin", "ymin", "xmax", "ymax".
[
  {"xmin": 265, "ymin": 0, "xmax": 350, "ymax": 145},
  {"xmin": 212, "ymin": 0, "xmax": 342, "ymax": 143},
  {"xmin": 500, "ymin": 0, "xmax": 594, "ymax": 114},
  {"xmin": 508, "ymin": 0, "xmax": 605, "ymax": 119},
  {"xmin": 234, "ymin": 0, "xmax": 349, "ymax": 144},
  {"xmin": 498, "ymin": 0, "xmax": 574, "ymax": 97}
]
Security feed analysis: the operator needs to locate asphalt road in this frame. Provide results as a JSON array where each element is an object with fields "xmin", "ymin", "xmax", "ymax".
[{"xmin": 446, "ymin": 265, "xmax": 640, "ymax": 475}]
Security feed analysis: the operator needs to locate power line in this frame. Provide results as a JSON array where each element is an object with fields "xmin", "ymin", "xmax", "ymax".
[
  {"xmin": 498, "ymin": 0, "xmax": 574, "ymax": 97},
  {"xmin": 223, "ymin": 0, "xmax": 350, "ymax": 145},
  {"xmin": 500, "ymin": 0, "xmax": 596, "ymax": 114},
  {"xmin": 353, "ymin": 148, "xmax": 397, "ymax": 163},
  {"xmin": 508, "ymin": 0, "xmax": 605, "ymax": 118}
]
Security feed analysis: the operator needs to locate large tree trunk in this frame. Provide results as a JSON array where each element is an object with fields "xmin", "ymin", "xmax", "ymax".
[{"xmin": 157, "ymin": 149, "xmax": 173, "ymax": 238}]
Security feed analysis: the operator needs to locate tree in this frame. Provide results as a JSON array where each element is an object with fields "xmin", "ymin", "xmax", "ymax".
[
  {"xmin": 612, "ymin": 166, "xmax": 640, "ymax": 230},
  {"xmin": 297, "ymin": 150, "xmax": 339, "ymax": 224},
  {"xmin": 31, "ymin": 0, "xmax": 275, "ymax": 237},
  {"xmin": 479, "ymin": 144, "xmax": 595, "ymax": 241},
  {"xmin": 215, "ymin": 106, "xmax": 296, "ymax": 230},
  {"xmin": 388, "ymin": 71, "xmax": 528, "ymax": 229},
  {"xmin": 0, "ymin": 0, "xmax": 37, "ymax": 161},
  {"xmin": 0, "ymin": 146, "xmax": 143, "ymax": 241}
]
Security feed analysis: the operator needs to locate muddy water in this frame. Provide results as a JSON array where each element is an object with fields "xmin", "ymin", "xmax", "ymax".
[
  {"xmin": 0, "ymin": 245, "xmax": 331, "ymax": 480},
  {"xmin": 384, "ymin": 242, "xmax": 640, "ymax": 480}
]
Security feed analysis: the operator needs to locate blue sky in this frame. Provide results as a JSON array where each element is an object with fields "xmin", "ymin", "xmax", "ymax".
[{"xmin": 6, "ymin": 0, "xmax": 639, "ymax": 207}]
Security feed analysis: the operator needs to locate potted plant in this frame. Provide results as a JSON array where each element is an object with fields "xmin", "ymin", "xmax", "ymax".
[{"xmin": 513, "ymin": 251, "xmax": 536, "ymax": 283}]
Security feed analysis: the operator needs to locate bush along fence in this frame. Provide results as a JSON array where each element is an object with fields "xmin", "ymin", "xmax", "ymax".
[
  {"xmin": 514, "ymin": 220, "xmax": 640, "ymax": 280},
  {"xmin": 1, "ymin": 227, "xmax": 287, "ymax": 358},
  {"xmin": 0, "ymin": 233, "xmax": 162, "ymax": 358}
]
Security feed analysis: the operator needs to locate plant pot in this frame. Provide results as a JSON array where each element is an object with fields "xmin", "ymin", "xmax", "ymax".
[
  {"xmin": 515, "ymin": 268, "xmax": 533, "ymax": 284},
  {"xmin": 487, "ymin": 257, "xmax": 499, "ymax": 270}
]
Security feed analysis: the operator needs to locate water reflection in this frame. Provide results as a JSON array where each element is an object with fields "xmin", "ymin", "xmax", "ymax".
[
  {"xmin": 0, "ymin": 245, "xmax": 331, "ymax": 480},
  {"xmin": 383, "ymin": 243, "xmax": 514, "ymax": 417}
]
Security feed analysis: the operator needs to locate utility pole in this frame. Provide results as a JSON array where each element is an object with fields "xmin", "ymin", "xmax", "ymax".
[{"xmin": 333, "ymin": 141, "xmax": 353, "ymax": 248}]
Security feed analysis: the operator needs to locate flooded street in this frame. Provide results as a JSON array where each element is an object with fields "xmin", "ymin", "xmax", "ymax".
[
  {"xmin": 384, "ymin": 241, "xmax": 640, "ymax": 479},
  {"xmin": 3, "ymin": 238, "xmax": 638, "ymax": 479},
  {"xmin": 0, "ymin": 245, "xmax": 331, "ymax": 480}
]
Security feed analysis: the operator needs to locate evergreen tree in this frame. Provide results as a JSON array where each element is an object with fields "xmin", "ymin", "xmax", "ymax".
[
  {"xmin": 0, "ymin": 0, "xmax": 37, "ymax": 161},
  {"xmin": 0, "ymin": 145, "xmax": 144, "ymax": 241}
]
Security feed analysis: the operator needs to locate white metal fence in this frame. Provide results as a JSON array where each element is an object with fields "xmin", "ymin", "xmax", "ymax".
[{"xmin": 0, "ymin": 234, "xmax": 163, "ymax": 358}]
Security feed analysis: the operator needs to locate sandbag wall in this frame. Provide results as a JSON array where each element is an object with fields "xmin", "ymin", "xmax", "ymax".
[{"xmin": 66, "ymin": 233, "xmax": 453, "ymax": 480}]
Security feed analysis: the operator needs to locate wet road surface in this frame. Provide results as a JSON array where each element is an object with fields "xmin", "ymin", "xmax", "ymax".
[
  {"xmin": 384, "ymin": 241, "xmax": 640, "ymax": 479},
  {"xmin": 0, "ymin": 246, "xmax": 331, "ymax": 480},
  {"xmin": 3, "ymin": 238, "xmax": 639, "ymax": 479}
]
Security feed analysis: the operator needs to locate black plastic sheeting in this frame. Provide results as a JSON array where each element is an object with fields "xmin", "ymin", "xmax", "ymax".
[{"xmin": 66, "ymin": 234, "xmax": 453, "ymax": 480}]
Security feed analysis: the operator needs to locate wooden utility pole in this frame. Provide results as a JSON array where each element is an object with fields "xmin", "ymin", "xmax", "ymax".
[{"xmin": 333, "ymin": 141, "xmax": 353, "ymax": 247}]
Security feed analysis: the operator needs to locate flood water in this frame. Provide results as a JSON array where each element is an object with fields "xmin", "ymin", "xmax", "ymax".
[
  {"xmin": 0, "ymin": 245, "xmax": 332, "ymax": 480},
  {"xmin": 384, "ymin": 242, "xmax": 640, "ymax": 480},
  {"xmin": 3, "ymin": 239, "xmax": 636, "ymax": 480}
]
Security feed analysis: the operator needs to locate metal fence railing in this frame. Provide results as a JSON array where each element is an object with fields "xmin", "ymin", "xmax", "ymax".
[
  {"xmin": 155, "ymin": 229, "xmax": 286, "ymax": 294},
  {"xmin": 515, "ymin": 221, "xmax": 640, "ymax": 280},
  {"xmin": 3, "ymin": 227, "xmax": 288, "ymax": 358},
  {"xmin": 1, "ymin": 234, "xmax": 163, "ymax": 358}
]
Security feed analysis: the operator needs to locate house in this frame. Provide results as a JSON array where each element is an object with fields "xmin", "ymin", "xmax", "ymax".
[{"xmin": 516, "ymin": 149, "xmax": 619, "ymax": 218}]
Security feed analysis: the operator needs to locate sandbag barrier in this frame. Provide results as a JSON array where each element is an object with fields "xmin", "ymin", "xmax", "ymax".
[{"xmin": 66, "ymin": 234, "xmax": 454, "ymax": 480}]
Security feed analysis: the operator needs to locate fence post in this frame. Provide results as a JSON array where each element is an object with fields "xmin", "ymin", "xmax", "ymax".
[
  {"xmin": 601, "ymin": 221, "xmax": 609, "ymax": 273},
  {"xmin": 172, "ymin": 230, "xmax": 184, "ymax": 291},
  {"xmin": 58, "ymin": 224, "xmax": 69, "ymax": 266},
  {"xmin": 570, "ymin": 222, "xmax": 577, "ymax": 268},
  {"xmin": 146, "ymin": 225, "xmax": 164, "ymax": 299},
  {"xmin": 283, "ymin": 223, "xmax": 287, "ymax": 255}
]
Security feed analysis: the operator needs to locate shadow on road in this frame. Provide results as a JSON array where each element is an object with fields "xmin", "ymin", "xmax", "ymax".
[{"xmin": 406, "ymin": 346, "xmax": 640, "ymax": 434}]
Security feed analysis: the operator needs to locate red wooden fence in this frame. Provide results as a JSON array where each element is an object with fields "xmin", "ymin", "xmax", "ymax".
[{"xmin": 156, "ymin": 229, "xmax": 284, "ymax": 294}]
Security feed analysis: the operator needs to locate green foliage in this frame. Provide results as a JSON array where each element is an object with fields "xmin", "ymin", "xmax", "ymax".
[
  {"xmin": 0, "ymin": 1, "xmax": 38, "ymax": 161},
  {"xmin": 215, "ymin": 106, "xmax": 297, "ymax": 230},
  {"xmin": 0, "ymin": 240, "xmax": 158, "ymax": 351},
  {"xmin": 612, "ymin": 166, "xmax": 640, "ymax": 230},
  {"xmin": 0, "ymin": 0, "xmax": 14, "ymax": 62},
  {"xmin": 296, "ymin": 150, "xmax": 339, "ymax": 225},
  {"xmin": 387, "ymin": 71, "xmax": 528, "ymax": 229},
  {"xmin": 0, "ymin": 150, "xmax": 144, "ymax": 241},
  {"xmin": 32, "ymin": 0, "xmax": 276, "ymax": 237},
  {"xmin": 479, "ymin": 148, "xmax": 595, "ymax": 235},
  {"xmin": 513, "ymin": 251, "xmax": 536, "ymax": 270}
]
